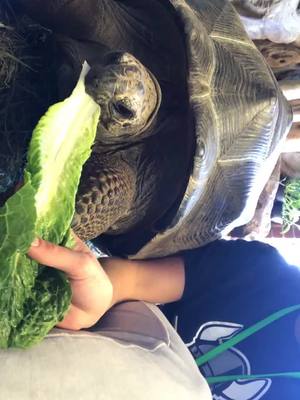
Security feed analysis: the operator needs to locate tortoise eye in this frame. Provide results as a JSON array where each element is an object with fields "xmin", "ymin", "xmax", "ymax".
[{"xmin": 112, "ymin": 101, "xmax": 134, "ymax": 120}]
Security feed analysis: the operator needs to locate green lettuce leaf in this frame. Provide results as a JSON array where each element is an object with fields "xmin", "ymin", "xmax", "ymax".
[{"xmin": 0, "ymin": 63, "xmax": 100, "ymax": 348}]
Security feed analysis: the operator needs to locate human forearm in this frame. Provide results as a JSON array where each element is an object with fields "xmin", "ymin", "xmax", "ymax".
[
  {"xmin": 28, "ymin": 235, "xmax": 185, "ymax": 331},
  {"xmin": 101, "ymin": 256, "xmax": 185, "ymax": 306}
]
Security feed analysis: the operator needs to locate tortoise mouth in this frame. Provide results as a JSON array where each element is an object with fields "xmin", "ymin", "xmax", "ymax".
[{"xmin": 109, "ymin": 100, "xmax": 136, "ymax": 122}]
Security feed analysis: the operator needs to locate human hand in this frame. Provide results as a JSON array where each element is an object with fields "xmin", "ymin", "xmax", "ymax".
[{"xmin": 28, "ymin": 234, "xmax": 113, "ymax": 331}]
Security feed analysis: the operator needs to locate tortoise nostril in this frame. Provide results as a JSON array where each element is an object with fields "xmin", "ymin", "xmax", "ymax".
[{"xmin": 112, "ymin": 101, "xmax": 135, "ymax": 119}]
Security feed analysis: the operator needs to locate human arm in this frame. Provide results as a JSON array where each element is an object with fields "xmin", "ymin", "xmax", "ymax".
[
  {"xmin": 28, "ymin": 234, "xmax": 185, "ymax": 331},
  {"xmin": 101, "ymin": 255, "xmax": 185, "ymax": 306},
  {"xmin": 28, "ymin": 236, "xmax": 297, "ymax": 332}
]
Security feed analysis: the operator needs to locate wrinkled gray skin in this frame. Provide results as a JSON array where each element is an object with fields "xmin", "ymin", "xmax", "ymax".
[
  {"xmin": 57, "ymin": 42, "xmax": 162, "ymax": 143},
  {"xmin": 86, "ymin": 52, "xmax": 161, "ymax": 142}
]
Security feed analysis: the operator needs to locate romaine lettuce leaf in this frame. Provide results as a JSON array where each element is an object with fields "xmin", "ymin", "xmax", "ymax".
[{"xmin": 0, "ymin": 63, "xmax": 100, "ymax": 348}]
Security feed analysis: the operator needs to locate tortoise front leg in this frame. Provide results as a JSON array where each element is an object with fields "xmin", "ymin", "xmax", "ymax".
[{"xmin": 72, "ymin": 153, "xmax": 136, "ymax": 241}]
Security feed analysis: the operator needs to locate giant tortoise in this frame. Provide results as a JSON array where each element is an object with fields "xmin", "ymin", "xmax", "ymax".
[{"xmin": 5, "ymin": 0, "xmax": 292, "ymax": 258}]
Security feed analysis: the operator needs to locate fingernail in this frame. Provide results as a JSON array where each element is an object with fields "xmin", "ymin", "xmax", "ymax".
[{"xmin": 31, "ymin": 238, "xmax": 40, "ymax": 247}]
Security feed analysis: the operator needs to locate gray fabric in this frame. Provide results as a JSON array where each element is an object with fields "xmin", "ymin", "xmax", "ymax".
[
  {"xmin": 0, "ymin": 302, "xmax": 211, "ymax": 400},
  {"xmin": 88, "ymin": 301, "xmax": 169, "ymax": 349}
]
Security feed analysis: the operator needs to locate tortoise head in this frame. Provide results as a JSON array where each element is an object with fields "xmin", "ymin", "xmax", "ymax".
[{"xmin": 85, "ymin": 52, "xmax": 161, "ymax": 142}]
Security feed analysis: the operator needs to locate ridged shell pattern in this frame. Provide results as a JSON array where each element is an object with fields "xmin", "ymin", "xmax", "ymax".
[{"xmin": 134, "ymin": 0, "xmax": 292, "ymax": 258}]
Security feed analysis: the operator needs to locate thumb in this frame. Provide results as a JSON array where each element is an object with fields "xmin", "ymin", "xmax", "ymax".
[{"xmin": 28, "ymin": 237, "xmax": 95, "ymax": 278}]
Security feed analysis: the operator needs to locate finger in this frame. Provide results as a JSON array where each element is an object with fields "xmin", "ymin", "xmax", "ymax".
[
  {"xmin": 70, "ymin": 230, "xmax": 91, "ymax": 253},
  {"xmin": 56, "ymin": 304, "xmax": 99, "ymax": 331},
  {"xmin": 56, "ymin": 305, "xmax": 85, "ymax": 331},
  {"xmin": 28, "ymin": 238, "xmax": 96, "ymax": 278}
]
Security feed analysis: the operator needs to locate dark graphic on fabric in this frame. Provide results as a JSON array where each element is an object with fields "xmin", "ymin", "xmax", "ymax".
[{"xmin": 186, "ymin": 321, "xmax": 271, "ymax": 400}]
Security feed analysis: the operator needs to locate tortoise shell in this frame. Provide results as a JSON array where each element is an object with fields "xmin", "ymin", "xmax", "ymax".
[{"xmin": 130, "ymin": 0, "xmax": 292, "ymax": 258}]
